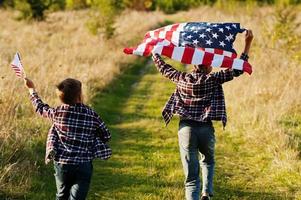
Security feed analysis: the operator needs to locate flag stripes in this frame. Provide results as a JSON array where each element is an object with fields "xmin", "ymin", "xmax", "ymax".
[
  {"xmin": 10, "ymin": 52, "xmax": 26, "ymax": 78},
  {"xmin": 124, "ymin": 22, "xmax": 253, "ymax": 74}
]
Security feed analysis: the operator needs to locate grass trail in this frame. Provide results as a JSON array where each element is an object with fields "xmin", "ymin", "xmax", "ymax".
[
  {"xmin": 28, "ymin": 59, "xmax": 295, "ymax": 200},
  {"xmin": 88, "ymin": 59, "xmax": 292, "ymax": 200}
]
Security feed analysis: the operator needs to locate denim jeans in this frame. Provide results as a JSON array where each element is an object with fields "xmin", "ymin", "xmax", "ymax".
[
  {"xmin": 178, "ymin": 120, "xmax": 215, "ymax": 200},
  {"xmin": 54, "ymin": 162, "xmax": 93, "ymax": 200}
]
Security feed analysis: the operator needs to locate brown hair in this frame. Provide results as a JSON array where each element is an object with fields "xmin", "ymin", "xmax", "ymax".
[
  {"xmin": 56, "ymin": 78, "xmax": 82, "ymax": 105},
  {"xmin": 194, "ymin": 64, "xmax": 207, "ymax": 73}
]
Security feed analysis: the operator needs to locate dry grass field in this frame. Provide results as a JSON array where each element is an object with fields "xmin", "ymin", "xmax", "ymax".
[{"xmin": 0, "ymin": 3, "xmax": 301, "ymax": 199}]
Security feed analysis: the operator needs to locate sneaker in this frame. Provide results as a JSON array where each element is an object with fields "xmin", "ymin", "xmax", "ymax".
[{"xmin": 201, "ymin": 196, "xmax": 210, "ymax": 200}]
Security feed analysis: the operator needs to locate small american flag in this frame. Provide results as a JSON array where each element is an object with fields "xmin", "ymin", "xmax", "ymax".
[
  {"xmin": 11, "ymin": 52, "xmax": 26, "ymax": 78},
  {"xmin": 124, "ymin": 22, "xmax": 252, "ymax": 74}
]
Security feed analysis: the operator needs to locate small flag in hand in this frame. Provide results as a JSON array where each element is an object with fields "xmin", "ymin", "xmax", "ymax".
[{"xmin": 11, "ymin": 52, "xmax": 26, "ymax": 78}]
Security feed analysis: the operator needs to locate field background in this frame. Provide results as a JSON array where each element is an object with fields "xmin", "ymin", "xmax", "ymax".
[{"xmin": 0, "ymin": 0, "xmax": 301, "ymax": 199}]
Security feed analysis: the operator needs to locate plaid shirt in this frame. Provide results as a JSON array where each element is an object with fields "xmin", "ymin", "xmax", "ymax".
[
  {"xmin": 30, "ymin": 92, "xmax": 112, "ymax": 165},
  {"xmin": 152, "ymin": 54, "xmax": 247, "ymax": 127}
]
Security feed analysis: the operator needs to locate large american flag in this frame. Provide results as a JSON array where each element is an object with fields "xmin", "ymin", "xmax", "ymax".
[
  {"xmin": 11, "ymin": 52, "xmax": 26, "ymax": 78},
  {"xmin": 124, "ymin": 22, "xmax": 252, "ymax": 74}
]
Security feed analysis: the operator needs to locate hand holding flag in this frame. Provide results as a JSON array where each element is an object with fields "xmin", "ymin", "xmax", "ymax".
[{"xmin": 10, "ymin": 52, "xmax": 26, "ymax": 78}]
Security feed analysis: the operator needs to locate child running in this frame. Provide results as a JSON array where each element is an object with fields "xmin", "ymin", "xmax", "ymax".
[{"xmin": 24, "ymin": 78, "xmax": 111, "ymax": 200}]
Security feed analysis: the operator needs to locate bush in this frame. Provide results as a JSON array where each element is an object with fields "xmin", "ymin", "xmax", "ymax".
[
  {"xmin": 123, "ymin": 0, "xmax": 155, "ymax": 11},
  {"xmin": 0, "ymin": 0, "xmax": 14, "ymax": 7},
  {"xmin": 14, "ymin": 0, "xmax": 52, "ymax": 20},
  {"xmin": 48, "ymin": 0, "xmax": 65, "ymax": 11},
  {"xmin": 87, "ymin": 0, "xmax": 123, "ymax": 38},
  {"xmin": 65, "ymin": 0, "xmax": 87, "ymax": 9}
]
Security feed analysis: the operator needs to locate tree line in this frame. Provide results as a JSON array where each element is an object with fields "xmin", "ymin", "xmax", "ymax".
[{"xmin": 1, "ymin": 0, "xmax": 301, "ymax": 21}]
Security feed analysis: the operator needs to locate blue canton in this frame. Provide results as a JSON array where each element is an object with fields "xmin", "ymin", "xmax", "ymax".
[{"xmin": 179, "ymin": 22, "xmax": 245, "ymax": 54}]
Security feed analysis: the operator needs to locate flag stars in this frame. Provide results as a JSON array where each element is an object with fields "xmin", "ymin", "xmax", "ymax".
[
  {"xmin": 226, "ymin": 33, "xmax": 234, "ymax": 41},
  {"xmin": 187, "ymin": 35, "xmax": 193, "ymax": 39},
  {"xmin": 206, "ymin": 39, "xmax": 213, "ymax": 45},
  {"xmin": 193, "ymin": 30, "xmax": 198, "ymax": 33},
  {"xmin": 219, "ymin": 41, "xmax": 226, "ymax": 47},
  {"xmin": 206, "ymin": 28, "xmax": 212, "ymax": 32},
  {"xmin": 199, "ymin": 33, "xmax": 206, "ymax": 38},
  {"xmin": 232, "ymin": 24, "xmax": 237, "ymax": 28},
  {"xmin": 212, "ymin": 33, "xmax": 219, "ymax": 39},
  {"xmin": 193, "ymin": 39, "xmax": 198, "ymax": 45},
  {"xmin": 226, "ymin": 26, "xmax": 231, "ymax": 30},
  {"xmin": 218, "ymin": 28, "xmax": 224, "ymax": 33}
]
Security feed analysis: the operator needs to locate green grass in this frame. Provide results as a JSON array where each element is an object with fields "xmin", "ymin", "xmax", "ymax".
[{"xmin": 24, "ymin": 58, "xmax": 298, "ymax": 199}]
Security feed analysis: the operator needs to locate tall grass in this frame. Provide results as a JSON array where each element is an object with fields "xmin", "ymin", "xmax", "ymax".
[
  {"xmin": 0, "ymin": 3, "xmax": 301, "ymax": 199},
  {"xmin": 0, "ymin": 9, "xmax": 164, "ymax": 197}
]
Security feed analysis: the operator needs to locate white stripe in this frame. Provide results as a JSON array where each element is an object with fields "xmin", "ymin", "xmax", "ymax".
[
  {"xmin": 152, "ymin": 45, "xmax": 164, "ymax": 55},
  {"xmin": 191, "ymin": 49, "xmax": 205, "ymax": 65},
  {"xmin": 232, "ymin": 58, "xmax": 244, "ymax": 70},
  {"xmin": 177, "ymin": 23, "xmax": 186, "ymax": 32},
  {"xmin": 171, "ymin": 31, "xmax": 180, "ymax": 46},
  {"xmin": 157, "ymin": 39, "xmax": 171, "ymax": 46},
  {"xmin": 133, "ymin": 43, "xmax": 147, "ymax": 56},
  {"xmin": 223, "ymin": 51, "xmax": 233, "ymax": 57},
  {"xmin": 204, "ymin": 48, "xmax": 215, "ymax": 53},
  {"xmin": 211, "ymin": 54, "xmax": 224, "ymax": 68},
  {"xmin": 133, "ymin": 38, "xmax": 154, "ymax": 56},
  {"xmin": 149, "ymin": 31, "xmax": 155, "ymax": 38},
  {"xmin": 159, "ymin": 31, "xmax": 166, "ymax": 39},
  {"xmin": 171, "ymin": 47, "xmax": 185, "ymax": 61},
  {"xmin": 164, "ymin": 25, "xmax": 173, "ymax": 31}
]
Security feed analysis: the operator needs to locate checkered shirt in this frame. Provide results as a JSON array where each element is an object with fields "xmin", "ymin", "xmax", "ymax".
[
  {"xmin": 152, "ymin": 54, "xmax": 247, "ymax": 127},
  {"xmin": 30, "ymin": 92, "xmax": 112, "ymax": 165}
]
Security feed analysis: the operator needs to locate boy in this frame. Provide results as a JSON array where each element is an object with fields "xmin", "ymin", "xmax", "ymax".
[
  {"xmin": 152, "ymin": 30, "xmax": 253, "ymax": 200},
  {"xmin": 24, "ymin": 78, "xmax": 111, "ymax": 200}
]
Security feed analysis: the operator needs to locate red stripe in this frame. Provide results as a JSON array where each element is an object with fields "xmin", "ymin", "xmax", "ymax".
[
  {"xmin": 221, "ymin": 57, "xmax": 234, "ymax": 69},
  {"xmin": 143, "ymin": 38, "xmax": 165, "ymax": 56},
  {"xmin": 203, "ymin": 52, "xmax": 214, "ymax": 66},
  {"xmin": 181, "ymin": 47, "xmax": 194, "ymax": 64},
  {"xmin": 165, "ymin": 24, "xmax": 179, "ymax": 41},
  {"xmin": 143, "ymin": 43, "xmax": 154, "ymax": 56},
  {"xmin": 154, "ymin": 28, "xmax": 164, "ymax": 38},
  {"xmin": 123, "ymin": 48, "xmax": 134, "ymax": 54},
  {"xmin": 165, "ymin": 31, "xmax": 173, "ymax": 41},
  {"xmin": 11, "ymin": 64, "xmax": 19, "ymax": 68},
  {"xmin": 143, "ymin": 32, "xmax": 151, "ymax": 42},
  {"xmin": 243, "ymin": 61, "xmax": 252, "ymax": 74},
  {"xmin": 214, "ymin": 49, "xmax": 224, "ymax": 55},
  {"xmin": 161, "ymin": 45, "xmax": 174, "ymax": 58},
  {"xmin": 170, "ymin": 23, "xmax": 179, "ymax": 31}
]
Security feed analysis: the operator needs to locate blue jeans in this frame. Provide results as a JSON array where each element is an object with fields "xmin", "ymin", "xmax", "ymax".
[
  {"xmin": 54, "ymin": 162, "xmax": 93, "ymax": 200},
  {"xmin": 178, "ymin": 120, "xmax": 215, "ymax": 200}
]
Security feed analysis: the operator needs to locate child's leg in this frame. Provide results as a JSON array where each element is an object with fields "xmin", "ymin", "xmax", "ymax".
[
  {"xmin": 54, "ymin": 162, "xmax": 76, "ymax": 200},
  {"xmin": 198, "ymin": 125, "xmax": 215, "ymax": 197},
  {"xmin": 69, "ymin": 162, "xmax": 93, "ymax": 200},
  {"xmin": 178, "ymin": 121, "xmax": 201, "ymax": 200}
]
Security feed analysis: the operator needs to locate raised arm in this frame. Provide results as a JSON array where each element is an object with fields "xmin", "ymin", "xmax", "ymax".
[
  {"xmin": 213, "ymin": 29, "xmax": 253, "ymax": 84},
  {"xmin": 24, "ymin": 78, "xmax": 56, "ymax": 120},
  {"xmin": 152, "ymin": 53, "xmax": 185, "ymax": 83}
]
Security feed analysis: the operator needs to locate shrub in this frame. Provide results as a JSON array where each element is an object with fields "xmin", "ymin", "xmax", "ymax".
[
  {"xmin": 87, "ymin": 0, "xmax": 123, "ymax": 38},
  {"xmin": 65, "ymin": 0, "xmax": 87, "ymax": 9},
  {"xmin": 123, "ymin": 0, "xmax": 155, "ymax": 11},
  {"xmin": 14, "ymin": 0, "xmax": 52, "ymax": 20}
]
